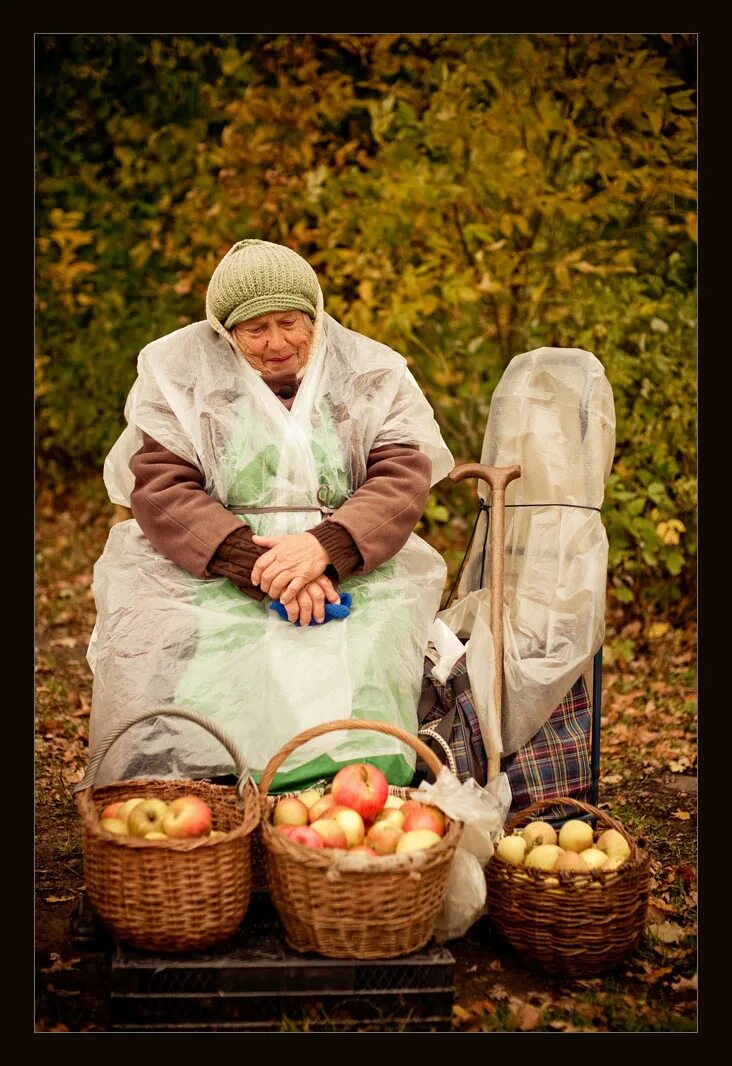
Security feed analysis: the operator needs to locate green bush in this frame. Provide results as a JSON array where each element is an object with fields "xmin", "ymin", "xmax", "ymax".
[{"xmin": 35, "ymin": 33, "xmax": 696, "ymax": 615}]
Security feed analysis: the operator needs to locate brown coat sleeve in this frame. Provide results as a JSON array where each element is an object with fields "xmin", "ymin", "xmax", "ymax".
[
  {"xmin": 309, "ymin": 444, "xmax": 432, "ymax": 576},
  {"xmin": 129, "ymin": 433, "xmax": 243, "ymax": 578}
]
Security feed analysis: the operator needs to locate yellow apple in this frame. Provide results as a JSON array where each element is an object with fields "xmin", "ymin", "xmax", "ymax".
[
  {"xmin": 525, "ymin": 844, "xmax": 562, "ymax": 870},
  {"xmin": 596, "ymin": 829, "xmax": 631, "ymax": 861},
  {"xmin": 580, "ymin": 847, "xmax": 609, "ymax": 870},
  {"xmin": 117, "ymin": 798, "xmax": 145, "ymax": 823},
  {"xmin": 100, "ymin": 817, "xmax": 127, "ymax": 836},
  {"xmin": 395, "ymin": 829, "xmax": 442, "ymax": 853}
]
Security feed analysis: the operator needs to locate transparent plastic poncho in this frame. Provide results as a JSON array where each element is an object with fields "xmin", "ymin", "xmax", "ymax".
[
  {"xmin": 437, "ymin": 347, "xmax": 615, "ymax": 759},
  {"xmin": 87, "ymin": 292, "xmax": 454, "ymax": 787}
]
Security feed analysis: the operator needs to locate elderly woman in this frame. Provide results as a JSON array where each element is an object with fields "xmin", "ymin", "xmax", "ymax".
[{"xmin": 88, "ymin": 239, "xmax": 454, "ymax": 791}]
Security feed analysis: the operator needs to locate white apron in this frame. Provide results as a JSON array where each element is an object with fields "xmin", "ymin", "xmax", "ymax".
[{"xmin": 87, "ymin": 306, "xmax": 454, "ymax": 787}]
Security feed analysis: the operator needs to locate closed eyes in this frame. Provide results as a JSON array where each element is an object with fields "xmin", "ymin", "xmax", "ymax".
[{"xmin": 244, "ymin": 321, "xmax": 297, "ymax": 335}]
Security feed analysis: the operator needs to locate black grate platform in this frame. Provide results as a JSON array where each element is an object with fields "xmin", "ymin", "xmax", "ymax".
[{"xmin": 84, "ymin": 892, "xmax": 454, "ymax": 1031}]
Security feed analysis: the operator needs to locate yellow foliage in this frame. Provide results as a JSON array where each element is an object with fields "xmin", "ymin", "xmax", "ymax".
[{"xmin": 655, "ymin": 520, "xmax": 686, "ymax": 546}]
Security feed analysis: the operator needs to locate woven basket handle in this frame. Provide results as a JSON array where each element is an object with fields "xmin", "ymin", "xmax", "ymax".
[
  {"xmin": 417, "ymin": 726, "xmax": 459, "ymax": 776},
  {"xmin": 506, "ymin": 795, "xmax": 639, "ymax": 858},
  {"xmin": 258, "ymin": 718, "xmax": 448, "ymax": 798},
  {"xmin": 73, "ymin": 706, "xmax": 251, "ymax": 798}
]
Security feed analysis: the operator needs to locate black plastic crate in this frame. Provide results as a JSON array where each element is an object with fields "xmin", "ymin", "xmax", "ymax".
[{"xmin": 107, "ymin": 892, "xmax": 455, "ymax": 1032}]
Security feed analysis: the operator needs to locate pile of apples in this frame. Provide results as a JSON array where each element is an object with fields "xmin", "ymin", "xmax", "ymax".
[
  {"xmin": 272, "ymin": 762, "xmax": 447, "ymax": 857},
  {"xmin": 495, "ymin": 818, "xmax": 632, "ymax": 876},
  {"xmin": 99, "ymin": 794, "xmax": 225, "ymax": 842}
]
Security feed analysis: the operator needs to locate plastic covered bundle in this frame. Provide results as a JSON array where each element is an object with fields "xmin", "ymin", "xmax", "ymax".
[
  {"xmin": 438, "ymin": 347, "xmax": 615, "ymax": 758},
  {"xmin": 88, "ymin": 286, "xmax": 454, "ymax": 787}
]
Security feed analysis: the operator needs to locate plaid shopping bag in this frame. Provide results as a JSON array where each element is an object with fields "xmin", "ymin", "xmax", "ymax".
[
  {"xmin": 415, "ymin": 653, "xmax": 488, "ymax": 785},
  {"xmin": 414, "ymin": 653, "xmax": 592, "ymax": 822},
  {"xmin": 500, "ymin": 674, "xmax": 593, "ymax": 824}
]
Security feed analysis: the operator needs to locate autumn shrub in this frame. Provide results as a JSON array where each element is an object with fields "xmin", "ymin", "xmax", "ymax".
[{"xmin": 35, "ymin": 33, "xmax": 696, "ymax": 614}]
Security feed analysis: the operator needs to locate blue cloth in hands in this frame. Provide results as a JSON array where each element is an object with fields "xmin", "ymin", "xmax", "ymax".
[{"xmin": 269, "ymin": 591, "xmax": 352, "ymax": 626}]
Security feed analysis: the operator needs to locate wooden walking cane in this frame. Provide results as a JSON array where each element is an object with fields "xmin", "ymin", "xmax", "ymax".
[{"xmin": 449, "ymin": 463, "xmax": 521, "ymax": 781}]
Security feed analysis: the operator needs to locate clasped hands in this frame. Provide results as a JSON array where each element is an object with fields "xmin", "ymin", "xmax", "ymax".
[{"xmin": 251, "ymin": 531, "xmax": 339, "ymax": 626}]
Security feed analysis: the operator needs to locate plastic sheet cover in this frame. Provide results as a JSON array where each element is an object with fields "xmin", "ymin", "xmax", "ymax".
[
  {"xmin": 437, "ymin": 347, "xmax": 615, "ymax": 759},
  {"xmin": 87, "ymin": 283, "xmax": 454, "ymax": 786}
]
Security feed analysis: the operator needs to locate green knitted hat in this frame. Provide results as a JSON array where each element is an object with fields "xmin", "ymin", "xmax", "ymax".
[{"xmin": 207, "ymin": 239, "xmax": 320, "ymax": 329}]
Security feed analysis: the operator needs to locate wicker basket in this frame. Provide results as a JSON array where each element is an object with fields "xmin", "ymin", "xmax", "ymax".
[
  {"xmin": 74, "ymin": 707, "xmax": 260, "ymax": 953},
  {"xmin": 259, "ymin": 719, "xmax": 462, "ymax": 959},
  {"xmin": 484, "ymin": 796, "xmax": 650, "ymax": 977}
]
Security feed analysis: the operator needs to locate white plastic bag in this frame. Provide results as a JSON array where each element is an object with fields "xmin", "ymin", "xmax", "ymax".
[
  {"xmin": 438, "ymin": 346, "xmax": 615, "ymax": 755},
  {"xmin": 414, "ymin": 767, "xmax": 512, "ymax": 941}
]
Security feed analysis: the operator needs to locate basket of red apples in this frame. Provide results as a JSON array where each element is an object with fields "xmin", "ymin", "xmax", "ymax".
[
  {"xmin": 484, "ymin": 796, "xmax": 650, "ymax": 977},
  {"xmin": 258, "ymin": 719, "xmax": 462, "ymax": 959},
  {"xmin": 74, "ymin": 707, "xmax": 260, "ymax": 952}
]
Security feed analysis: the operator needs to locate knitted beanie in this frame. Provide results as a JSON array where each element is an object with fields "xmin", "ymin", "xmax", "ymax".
[{"xmin": 207, "ymin": 239, "xmax": 320, "ymax": 330}]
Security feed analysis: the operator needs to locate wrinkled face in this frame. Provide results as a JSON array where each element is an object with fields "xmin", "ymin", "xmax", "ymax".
[{"xmin": 232, "ymin": 310, "xmax": 313, "ymax": 377}]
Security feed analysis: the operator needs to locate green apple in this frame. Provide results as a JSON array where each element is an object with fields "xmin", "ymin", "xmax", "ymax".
[{"xmin": 127, "ymin": 798, "xmax": 169, "ymax": 837}]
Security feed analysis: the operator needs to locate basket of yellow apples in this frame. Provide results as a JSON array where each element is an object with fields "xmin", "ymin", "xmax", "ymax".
[
  {"xmin": 484, "ymin": 796, "xmax": 650, "ymax": 977},
  {"xmin": 74, "ymin": 707, "xmax": 260, "ymax": 952}
]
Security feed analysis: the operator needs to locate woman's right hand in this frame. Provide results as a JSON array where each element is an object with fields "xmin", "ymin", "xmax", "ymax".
[{"xmin": 282, "ymin": 574, "xmax": 341, "ymax": 626}]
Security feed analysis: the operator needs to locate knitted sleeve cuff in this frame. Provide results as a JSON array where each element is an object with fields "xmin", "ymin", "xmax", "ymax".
[
  {"xmin": 309, "ymin": 521, "xmax": 362, "ymax": 582},
  {"xmin": 208, "ymin": 525, "xmax": 267, "ymax": 602}
]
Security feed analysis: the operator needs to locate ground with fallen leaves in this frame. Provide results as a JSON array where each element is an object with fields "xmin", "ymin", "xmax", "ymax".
[{"xmin": 35, "ymin": 478, "xmax": 697, "ymax": 1033}]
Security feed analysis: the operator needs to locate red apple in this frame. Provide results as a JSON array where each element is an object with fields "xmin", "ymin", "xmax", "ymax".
[
  {"xmin": 308, "ymin": 794, "xmax": 338, "ymax": 823},
  {"xmin": 330, "ymin": 763, "xmax": 389, "ymax": 821},
  {"xmin": 287, "ymin": 825, "xmax": 326, "ymax": 848},
  {"xmin": 101, "ymin": 800, "xmax": 125, "ymax": 821},
  {"xmin": 402, "ymin": 804, "xmax": 446, "ymax": 837},
  {"xmin": 349, "ymin": 846, "xmax": 379, "ymax": 857},
  {"xmin": 273, "ymin": 797, "xmax": 309, "ymax": 828},
  {"xmin": 275, "ymin": 824, "xmax": 299, "ymax": 839},
  {"xmin": 162, "ymin": 795, "xmax": 213, "ymax": 839},
  {"xmin": 310, "ymin": 819, "xmax": 348, "ymax": 849},
  {"xmin": 365, "ymin": 822, "xmax": 404, "ymax": 855}
]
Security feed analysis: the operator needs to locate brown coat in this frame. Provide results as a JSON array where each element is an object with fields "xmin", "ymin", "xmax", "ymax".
[{"xmin": 129, "ymin": 371, "xmax": 432, "ymax": 594}]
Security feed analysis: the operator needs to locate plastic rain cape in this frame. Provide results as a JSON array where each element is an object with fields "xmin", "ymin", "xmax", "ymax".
[
  {"xmin": 87, "ymin": 290, "xmax": 454, "ymax": 787},
  {"xmin": 436, "ymin": 347, "xmax": 615, "ymax": 760}
]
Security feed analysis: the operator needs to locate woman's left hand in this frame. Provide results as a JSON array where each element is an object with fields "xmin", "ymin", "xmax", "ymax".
[
  {"xmin": 251, "ymin": 532, "xmax": 330, "ymax": 601},
  {"xmin": 282, "ymin": 574, "xmax": 341, "ymax": 626}
]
